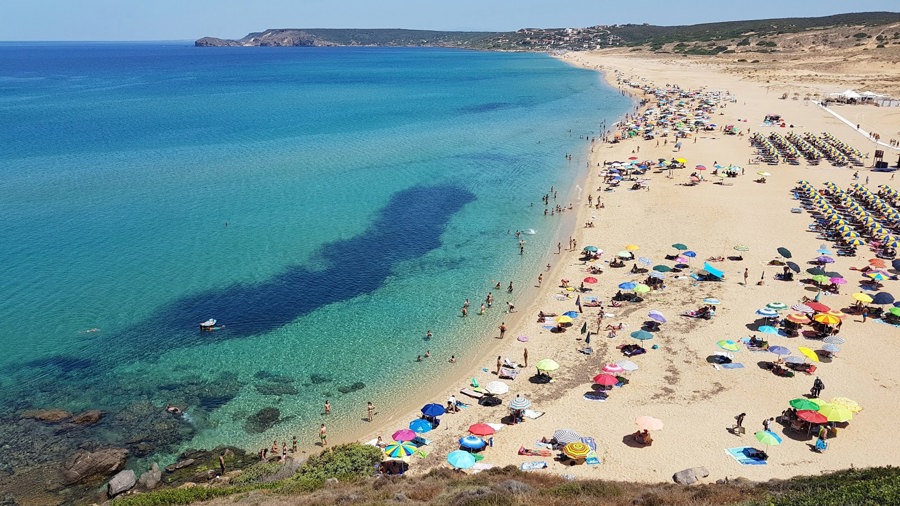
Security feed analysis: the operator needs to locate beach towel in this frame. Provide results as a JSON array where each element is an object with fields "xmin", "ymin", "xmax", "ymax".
[
  {"xmin": 725, "ymin": 447, "xmax": 768, "ymax": 465},
  {"xmin": 581, "ymin": 437, "xmax": 597, "ymax": 451},
  {"xmin": 472, "ymin": 463, "xmax": 495, "ymax": 471},
  {"xmin": 583, "ymin": 391, "xmax": 608, "ymax": 402},
  {"xmin": 486, "ymin": 423, "xmax": 504, "ymax": 432},
  {"xmin": 520, "ymin": 461, "xmax": 548, "ymax": 471},
  {"xmin": 585, "ymin": 454, "xmax": 601, "ymax": 465},
  {"xmin": 523, "ymin": 409, "xmax": 544, "ymax": 419},
  {"xmin": 364, "ymin": 438, "xmax": 379, "ymax": 447},
  {"xmin": 720, "ymin": 363, "xmax": 745, "ymax": 369},
  {"xmin": 498, "ymin": 367, "xmax": 519, "ymax": 380},
  {"xmin": 503, "ymin": 358, "xmax": 520, "ymax": 368},
  {"xmin": 460, "ymin": 388, "xmax": 483, "ymax": 399},
  {"xmin": 412, "ymin": 436, "xmax": 432, "ymax": 447},
  {"xmin": 415, "ymin": 449, "xmax": 429, "ymax": 458},
  {"xmin": 535, "ymin": 441, "xmax": 553, "ymax": 450}
]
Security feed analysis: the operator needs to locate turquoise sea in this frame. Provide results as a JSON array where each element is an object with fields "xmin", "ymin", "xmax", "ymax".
[{"xmin": 0, "ymin": 42, "xmax": 630, "ymax": 471}]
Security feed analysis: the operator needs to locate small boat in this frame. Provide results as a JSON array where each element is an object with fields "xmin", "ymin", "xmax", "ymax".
[{"xmin": 199, "ymin": 318, "xmax": 217, "ymax": 331}]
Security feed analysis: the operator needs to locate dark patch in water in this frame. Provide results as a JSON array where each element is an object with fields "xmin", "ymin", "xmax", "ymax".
[
  {"xmin": 458, "ymin": 102, "xmax": 512, "ymax": 114},
  {"xmin": 23, "ymin": 355, "xmax": 96, "ymax": 374},
  {"xmin": 337, "ymin": 381, "xmax": 366, "ymax": 394}
]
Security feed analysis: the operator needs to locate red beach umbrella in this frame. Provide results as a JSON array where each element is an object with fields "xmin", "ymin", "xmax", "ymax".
[
  {"xmin": 796, "ymin": 410, "xmax": 828, "ymax": 424},
  {"xmin": 805, "ymin": 301, "xmax": 831, "ymax": 313},
  {"xmin": 583, "ymin": 276, "xmax": 598, "ymax": 284},
  {"xmin": 593, "ymin": 373, "xmax": 619, "ymax": 386},
  {"xmin": 468, "ymin": 423, "xmax": 495, "ymax": 436}
]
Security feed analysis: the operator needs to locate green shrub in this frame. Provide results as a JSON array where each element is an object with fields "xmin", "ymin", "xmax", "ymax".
[
  {"xmin": 230, "ymin": 461, "xmax": 284, "ymax": 485},
  {"xmin": 112, "ymin": 484, "xmax": 274, "ymax": 506},
  {"xmin": 854, "ymin": 32, "xmax": 870, "ymax": 39},
  {"xmin": 294, "ymin": 443, "xmax": 383, "ymax": 482},
  {"xmin": 541, "ymin": 479, "xmax": 623, "ymax": 498}
]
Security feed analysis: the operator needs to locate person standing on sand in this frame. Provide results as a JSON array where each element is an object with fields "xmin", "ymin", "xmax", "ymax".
[
  {"xmin": 734, "ymin": 412, "xmax": 746, "ymax": 433},
  {"xmin": 319, "ymin": 424, "xmax": 327, "ymax": 446},
  {"xmin": 499, "ymin": 322, "xmax": 507, "ymax": 338},
  {"xmin": 367, "ymin": 401, "xmax": 375, "ymax": 422},
  {"xmin": 479, "ymin": 303, "xmax": 485, "ymax": 315},
  {"xmin": 496, "ymin": 356, "xmax": 502, "ymax": 375},
  {"xmin": 537, "ymin": 273, "xmax": 543, "ymax": 287},
  {"xmin": 743, "ymin": 268, "xmax": 749, "ymax": 286},
  {"xmin": 523, "ymin": 348, "xmax": 528, "ymax": 368},
  {"xmin": 507, "ymin": 302, "xmax": 515, "ymax": 313}
]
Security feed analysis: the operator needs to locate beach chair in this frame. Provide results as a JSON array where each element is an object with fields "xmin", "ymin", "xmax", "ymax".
[{"xmin": 460, "ymin": 388, "xmax": 484, "ymax": 399}]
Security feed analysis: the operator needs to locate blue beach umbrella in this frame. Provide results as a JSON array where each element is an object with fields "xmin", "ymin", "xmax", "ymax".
[
  {"xmin": 683, "ymin": 251, "xmax": 697, "ymax": 258},
  {"xmin": 703, "ymin": 297, "xmax": 721, "ymax": 305},
  {"xmin": 631, "ymin": 330, "xmax": 654, "ymax": 341},
  {"xmin": 459, "ymin": 435, "xmax": 486, "ymax": 450},
  {"xmin": 447, "ymin": 450, "xmax": 476, "ymax": 469},
  {"xmin": 618, "ymin": 281, "xmax": 637, "ymax": 290},
  {"xmin": 384, "ymin": 441, "xmax": 418, "ymax": 458},
  {"xmin": 768, "ymin": 345, "xmax": 790, "ymax": 356},
  {"xmin": 409, "ymin": 418, "xmax": 433, "ymax": 433},
  {"xmin": 421, "ymin": 403, "xmax": 446, "ymax": 417},
  {"xmin": 563, "ymin": 310, "xmax": 579, "ymax": 318},
  {"xmin": 757, "ymin": 308, "xmax": 778, "ymax": 318},
  {"xmin": 758, "ymin": 325, "xmax": 779, "ymax": 335}
]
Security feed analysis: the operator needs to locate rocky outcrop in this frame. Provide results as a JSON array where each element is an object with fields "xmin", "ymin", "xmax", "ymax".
[
  {"xmin": 195, "ymin": 37, "xmax": 240, "ymax": 47},
  {"xmin": 137, "ymin": 463, "xmax": 161, "ymax": 490},
  {"xmin": 71, "ymin": 410, "xmax": 103, "ymax": 425},
  {"xmin": 107, "ymin": 469, "xmax": 136, "ymax": 496},
  {"xmin": 61, "ymin": 448, "xmax": 128, "ymax": 485},
  {"xmin": 195, "ymin": 29, "xmax": 337, "ymax": 47},
  {"xmin": 244, "ymin": 407, "xmax": 280, "ymax": 434},
  {"xmin": 21, "ymin": 409, "xmax": 71, "ymax": 423},
  {"xmin": 673, "ymin": 466, "xmax": 709, "ymax": 485}
]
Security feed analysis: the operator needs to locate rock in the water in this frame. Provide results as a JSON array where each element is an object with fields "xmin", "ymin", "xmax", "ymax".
[
  {"xmin": 165, "ymin": 458, "xmax": 195, "ymax": 473},
  {"xmin": 137, "ymin": 463, "xmax": 161, "ymax": 490},
  {"xmin": 71, "ymin": 410, "xmax": 103, "ymax": 425},
  {"xmin": 244, "ymin": 407, "xmax": 280, "ymax": 433},
  {"xmin": 673, "ymin": 466, "xmax": 709, "ymax": 485},
  {"xmin": 337, "ymin": 382, "xmax": 365, "ymax": 394},
  {"xmin": 108, "ymin": 469, "xmax": 136, "ymax": 496},
  {"xmin": 61, "ymin": 448, "xmax": 128, "ymax": 485},
  {"xmin": 21, "ymin": 409, "xmax": 71, "ymax": 423}
]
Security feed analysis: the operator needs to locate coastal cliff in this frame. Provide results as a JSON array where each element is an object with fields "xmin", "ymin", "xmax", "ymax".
[{"xmin": 196, "ymin": 29, "xmax": 337, "ymax": 47}]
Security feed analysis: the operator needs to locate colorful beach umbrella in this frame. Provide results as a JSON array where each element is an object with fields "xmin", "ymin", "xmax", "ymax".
[
  {"xmin": 593, "ymin": 373, "xmax": 618, "ymax": 386},
  {"xmin": 789, "ymin": 398, "xmax": 820, "ymax": 411},
  {"xmin": 508, "ymin": 395, "xmax": 532, "ymax": 410},
  {"xmin": 384, "ymin": 441, "xmax": 418, "ymax": 458},
  {"xmin": 556, "ymin": 315, "xmax": 573, "ymax": 324},
  {"xmin": 633, "ymin": 284, "xmax": 651, "ymax": 294},
  {"xmin": 817, "ymin": 403, "xmax": 853, "ymax": 422},
  {"xmin": 757, "ymin": 308, "xmax": 778, "ymax": 318},
  {"xmin": 758, "ymin": 325, "xmax": 779, "ymax": 335},
  {"xmin": 829, "ymin": 397, "xmax": 862, "ymax": 413},
  {"xmin": 813, "ymin": 313, "xmax": 841, "ymax": 326},
  {"xmin": 755, "ymin": 430, "xmax": 782, "ymax": 447},
  {"xmin": 602, "ymin": 363, "xmax": 625, "ymax": 374},
  {"xmin": 409, "ymin": 419, "xmax": 433, "ymax": 433},
  {"xmin": 786, "ymin": 313, "xmax": 810, "ymax": 324},
  {"xmin": 631, "ymin": 330, "xmax": 654, "ymax": 341},
  {"xmin": 553, "ymin": 429, "xmax": 582, "ymax": 444},
  {"xmin": 798, "ymin": 346, "xmax": 820, "ymax": 363},
  {"xmin": 797, "ymin": 410, "xmax": 827, "ymax": 424},
  {"xmin": 767, "ymin": 302, "xmax": 788, "ymax": 311},
  {"xmin": 562, "ymin": 442, "xmax": 592, "ymax": 459},
  {"xmin": 805, "ymin": 301, "xmax": 831, "ymax": 313},
  {"xmin": 459, "ymin": 435, "xmax": 486, "ymax": 450},
  {"xmin": 392, "ymin": 429, "xmax": 417, "ymax": 442},
  {"xmin": 468, "ymin": 423, "xmax": 495, "ymax": 436},
  {"xmin": 717, "ymin": 339, "xmax": 740, "ymax": 351}
]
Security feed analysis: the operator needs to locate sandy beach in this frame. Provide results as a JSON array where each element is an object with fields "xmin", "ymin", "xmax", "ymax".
[{"xmin": 342, "ymin": 48, "xmax": 900, "ymax": 484}]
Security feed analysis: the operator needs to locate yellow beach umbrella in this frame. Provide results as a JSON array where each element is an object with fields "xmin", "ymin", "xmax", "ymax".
[
  {"xmin": 813, "ymin": 313, "xmax": 841, "ymax": 326},
  {"xmin": 625, "ymin": 244, "xmax": 640, "ymax": 251},
  {"xmin": 556, "ymin": 315, "xmax": 573, "ymax": 324},
  {"xmin": 535, "ymin": 358, "xmax": 560, "ymax": 372},
  {"xmin": 817, "ymin": 403, "xmax": 853, "ymax": 422},
  {"xmin": 798, "ymin": 346, "xmax": 819, "ymax": 363},
  {"xmin": 829, "ymin": 397, "xmax": 862, "ymax": 413},
  {"xmin": 851, "ymin": 292, "xmax": 873, "ymax": 304},
  {"xmin": 674, "ymin": 157, "xmax": 687, "ymax": 164}
]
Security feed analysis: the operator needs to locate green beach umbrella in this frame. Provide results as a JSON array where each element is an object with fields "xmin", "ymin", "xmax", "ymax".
[
  {"xmin": 766, "ymin": 302, "xmax": 788, "ymax": 311},
  {"xmin": 631, "ymin": 330, "xmax": 654, "ymax": 341},
  {"xmin": 535, "ymin": 359, "xmax": 560, "ymax": 372},
  {"xmin": 717, "ymin": 339, "xmax": 740, "ymax": 352},
  {"xmin": 672, "ymin": 243, "xmax": 688, "ymax": 251},
  {"xmin": 633, "ymin": 284, "xmax": 651, "ymax": 294},
  {"xmin": 789, "ymin": 398, "xmax": 820, "ymax": 411},
  {"xmin": 652, "ymin": 265, "xmax": 672, "ymax": 272},
  {"xmin": 889, "ymin": 307, "xmax": 900, "ymax": 317},
  {"xmin": 754, "ymin": 430, "xmax": 783, "ymax": 447}
]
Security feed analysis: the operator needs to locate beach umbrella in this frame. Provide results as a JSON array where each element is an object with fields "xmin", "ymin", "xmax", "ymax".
[
  {"xmin": 468, "ymin": 423, "xmax": 495, "ymax": 436},
  {"xmin": 822, "ymin": 343, "xmax": 841, "ymax": 353},
  {"xmin": 767, "ymin": 302, "xmax": 788, "ymax": 311},
  {"xmin": 703, "ymin": 297, "xmax": 721, "ymax": 305},
  {"xmin": 459, "ymin": 435, "xmax": 487, "ymax": 450},
  {"xmin": 872, "ymin": 292, "xmax": 895, "ymax": 305},
  {"xmin": 869, "ymin": 272, "xmax": 888, "ymax": 282},
  {"xmin": 631, "ymin": 330, "xmax": 654, "ymax": 341},
  {"xmin": 811, "ymin": 274, "xmax": 830, "ymax": 285},
  {"xmin": 421, "ymin": 403, "xmax": 446, "ymax": 417},
  {"xmin": 890, "ymin": 306, "xmax": 900, "ymax": 317},
  {"xmin": 813, "ymin": 313, "xmax": 841, "ymax": 326},
  {"xmin": 823, "ymin": 335, "xmax": 845, "ymax": 345},
  {"xmin": 790, "ymin": 398, "xmax": 820, "ymax": 411},
  {"xmin": 805, "ymin": 301, "xmax": 831, "ymax": 313},
  {"xmin": 384, "ymin": 441, "xmax": 418, "ymax": 458},
  {"xmin": 755, "ymin": 430, "xmax": 783, "ymax": 447},
  {"xmin": 633, "ymin": 284, "xmax": 651, "ymax": 294},
  {"xmin": 851, "ymin": 292, "xmax": 873, "ymax": 304},
  {"xmin": 618, "ymin": 281, "xmax": 637, "ymax": 290},
  {"xmin": 615, "ymin": 360, "xmax": 639, "ymax": 372},
  {"xmin": 638, "ymin": 257, "xmax": 652, "ymax": 266},
  {"xmin": 768, "ymin": 345, "xmax": 790, "ymax": 356},
  {"xmin": 817, "ymin": 403, "xmax": 853, "ymax": 423},
  {"xmin": 816, "ymin": 256, "xmax": 835, "ymax": 264},
  {"xmin": 786, "ymin": 261, "xmax": 801, "ymax": 273},
  {"xmin": 616, "ymin": 251, "xmax": 632, "ymax": 258},
  {"xmin": 535, "ymin": 358, "xmax": 559, "ymax": 372},
  {"xmin": 484, "ymin": 381, "xmax": 509, "ymax": 396},
  {"xmin": 829, "ymin": 397, "xmax": 862, "ymax": 413},
  {"xmin": 672, "ymin": 243, "xmax": 688, "ymax": 251},
  {"xmin": 635, "ymin": 416, "xmax": 664, "ymax": 431},
  {"xmin": 683, "ymin": 250, "xmax": 697, "ymax": 259},
  {"xmin": 757, "ymin": 308, "xmax": 778, "ymax": 318},
  {"xmin": 517, "ymin": 335, "xmax": 529, "ymax": 342},
  {"xmin": 447, "ymin": 450, "xmax": 476, "ymax": 469},
  {"xmin": 392, "ymin": 429, "xmax": 417, "ymax": 442},
  {"xmin": 553, "ymin": 429, "xmax": 582, "ymax": 445},
  {"xmin": 602, "ymin": 363, "xmax": 625, "ymax": 374},
  {"xmin": 717, "ymin": 339, "xmax": 740, "ymax": 351},
  {"xmin": 869, "ymin": 258, "xmax": 887, "ymax": 268},
  {"xmin": 786, "ymin": 313, "xmax": 810, "ymax": 324},
  {"xmin": 734, "ymin": 244, "xmax": 750, "ymax": 252},
  {"xmin": 649, "ymin": 271, "xmax": 666, "ymax": 280},
  {"xmin": 797, "ymin": 410, "xmax": 828, "ymax": 424},
  {"xmin": 625, "ymin": 244, "xmax": 640, "ymax": 251},
  {"xmin": 846, "ymin": 238, "xmax": 866, "ymax": 247},
  {"xmin": 830, "ymin": 277, "xmax": 847, "ymax": 285},
  {"xmin": 784, "ymin": 356, "xmax": 805, "ymax": 364},
  {"xmin": 583, "ymin": 245, "xmax": 599, "ymax": 252},
  {"xmin": 562, "ymin": 442, "xmax": 592, "ymax": 459},
  {"xmin": 583, "ymin": 276, "xmax": 598, "ymax": 284},
  {"xmin": 409, "ymin": 418, "xmax": 433, "ymax": 433},
  {"xmin": 648, "ymin": 310, "xmax": 666, "ymax": 323},
  {"xmin": 758, "ymin": 325, "xmax": 779, "ymax": 335},
  {"xmin": 593, "ymin": 373, "xmax": 618, "ymax": 386},
  {"xmin": 563, "ymin": 310, "xmax": 579, "ymax": 318},
  {"xmin": 556, "ymin": 315, "xmax": 573, "ymax": 325},
  {"xmin": 777, "ymin": 247, "xmax": 792, "ymax": 259},
  {"xmin": 892, "ymin": 259, "xmax": 900, "ymax": 271},
  {"xmin": 508, "ymin": 395, "xmax": 532, "ymax": 411},
  {"xmin": 653, "ymin": 265, "xmax": 672, "ymax": 272},
  {"xmin": 798, "ymin": 346, "xmax": 820, "ymax": 363}
]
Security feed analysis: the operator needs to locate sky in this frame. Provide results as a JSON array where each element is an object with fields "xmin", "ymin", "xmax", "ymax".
[{"xmin": 1, "ymin": 0, "xmax": 897, "ymax": 41}]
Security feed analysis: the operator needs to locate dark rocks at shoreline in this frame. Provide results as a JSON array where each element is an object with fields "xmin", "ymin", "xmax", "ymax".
[
  {"xmin": 137, "ymin": 463, "xmax": 162, "ymax": 490},
  {"xmin": 107, "ymin": 469, "xmax": 136, "ymax": 497},
  {"xmin": 245, "ymin": 407, "xmax": 280, "ymax": 434},
  {"xmin": 20, "ymin": 409, "xmax": 72, "ymax": 423},
  {"xmin": 71, "ymin": 410, "xmax": 103, "ymax": 425},
  {"xmin": 61, "ymin": 447, "xmax": 128, "ymax": 485},
  {"xmin": 162, "ymin": 447, "xmax": 256, "ymax": 485},
  {"xmin": 254, "ymin": 372, "xmax": 299, "ymax": 396}
]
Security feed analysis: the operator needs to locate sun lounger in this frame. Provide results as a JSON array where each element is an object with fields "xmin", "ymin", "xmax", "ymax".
[
  {"xmin": 460, "ymin": 388, "xmax": 484, "ymax": 399},
  {"xmin": 498, "ymin": 367, "xmax": 519, "ymax": 380},
  {"xmin": 520, "ymin": 461, "xmax": 548, "ymax": 471},
  {"xmin": 503, "ymin": 358, "xmax": 520, "ymax": 368},
  {"xmin": 523, "ymin": 409, "xmax": 544, "ymax": 419}
]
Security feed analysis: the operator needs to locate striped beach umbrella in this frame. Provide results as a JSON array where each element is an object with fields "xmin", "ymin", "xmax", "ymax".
[
  {"xmin": 508, "ymin": 395, "xmax": 532, "ymax": 411},
  {"xmin": 562, "ymin": 442, "xmax": 592, "ymax": 459},
  {"xmin": 553, "ymin": 429, "xmax": 582, "ymax": 445},
  {"xmin": 384, "ymin": 441, "xmax": 418, "ymax": 458}
]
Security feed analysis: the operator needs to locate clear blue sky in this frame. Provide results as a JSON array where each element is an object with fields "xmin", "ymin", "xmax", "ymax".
[{"xmin": 2, "ymin": 0, "xmax": 897, "ymax": 41}]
